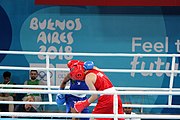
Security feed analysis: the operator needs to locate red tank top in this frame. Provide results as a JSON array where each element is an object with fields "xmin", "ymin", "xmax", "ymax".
[{"xmin": 86, "ymin": 69, "xmax": 113, "ymax": 91}]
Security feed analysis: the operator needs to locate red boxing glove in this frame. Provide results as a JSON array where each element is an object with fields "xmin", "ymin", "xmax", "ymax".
[{"xmin": 74, "ymin": 99, "xmax": 90, "ymax": 113}]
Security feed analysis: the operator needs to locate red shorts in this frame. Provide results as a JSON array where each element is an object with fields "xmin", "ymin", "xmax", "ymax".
[{"xmin": 92, "ymin": 95, "xmax": 124, "ymax": 120}]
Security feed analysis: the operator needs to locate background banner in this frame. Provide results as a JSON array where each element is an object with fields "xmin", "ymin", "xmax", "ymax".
[{"xmin": 0, "ymin": 0, "xmax": 180, "ymax": 114}]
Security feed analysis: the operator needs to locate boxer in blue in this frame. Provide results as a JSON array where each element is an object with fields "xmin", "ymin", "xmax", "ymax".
[{"xmin": 56, "ymin": 60, "xmax": 94, "ymax": 120}]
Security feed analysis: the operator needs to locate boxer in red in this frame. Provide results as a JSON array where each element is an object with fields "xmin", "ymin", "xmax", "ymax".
[{"xmin": 68, "ymin": 60, "xmax": 124, "ymax": 120}]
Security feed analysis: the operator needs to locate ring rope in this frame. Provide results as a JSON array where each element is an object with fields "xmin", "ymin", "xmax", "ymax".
[
  {"xmin": 0, "ymin": 89, "xmax": 180, "ymax": 95},
  {"xmin": 0, "ymin": 66, "xmax": 179, "ymax": 74},
  {"xmin": 0, "ymin": 89, "xmax": 179, "ymax": 108},
  {"xmin": 1, "ymin": 84, "xmax": 180, "ymax": 91},
  {"xmin": 0, "ymin": 50, "xmax": 180, "ymax": 57},
  {"xmin": 0, "ymin": 100, "xmax": 180, "ymax": 108},
  {"xmin": 0, "ymin": 112, "xmax": 180, "ymax": 119}
]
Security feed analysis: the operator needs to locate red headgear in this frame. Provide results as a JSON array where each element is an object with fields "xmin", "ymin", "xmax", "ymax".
[
  {"xmin": 67, "ymin": 60, "xmax": 80, "ymax": 69},
  {"xmin": 69, "ymin": 62, "xmax": 85, "ymax": 81}
]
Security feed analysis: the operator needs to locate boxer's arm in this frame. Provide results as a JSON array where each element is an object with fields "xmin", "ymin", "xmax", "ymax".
[
  {"xmin": 85, "ymin": 73, "xmax": 98, "ymax": 103},
  {"xmin": 56, "ymin": 73, "xmax": 71, "ymax": 106},
  {"xmin": 60, "ymin": 73, "xmax": 71, "ymax": 89},
  {"xmin": 74, "ymin": 73, "xmax": 98, "ymax": 113}
]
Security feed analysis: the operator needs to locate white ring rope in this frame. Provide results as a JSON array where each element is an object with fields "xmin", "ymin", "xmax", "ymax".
[
  {"xmin": 0, "ymin": 88, "xmax": 179, "ymax": 108},
  {"xmin": 0, "ymin": 101, "xmax": 180, "ymax": 109},
  {"xmin": 0, "ymin": 50, "xmax": 180, "ymax": 119},
  {"xmin": 1, "ymin": 84, "xmax": 180, "ymax": 91},
  {"xmin": 0, "ymin": 89, "xmax": 180, "ymax": 95},
  {"xmin": 1, "ymin": 84, "xmax": 180, "ymax": 93},
  {"xmin": 0, "ymin": 66, "xmax": 179, "ymax": 74},
  {"xmin": 0, "ymin": 50, "xmax": 180, "ymax": 57},
  {"xmin": 0, "ymin": 112, "xmax": 180, "ymax": 119}
]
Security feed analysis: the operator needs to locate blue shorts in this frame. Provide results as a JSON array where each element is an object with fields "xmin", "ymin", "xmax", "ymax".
[{"xmin": 65, "ymin": 94, "xmax": 89, "ymax": 120}]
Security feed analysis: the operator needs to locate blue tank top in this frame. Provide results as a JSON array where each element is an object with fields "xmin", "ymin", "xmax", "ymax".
[
  {"xmin": 70, "ymin": 79, "xmax": 88, "ymax": 90},
  {"xmin": 69, "ymin": 79, "xmax": 88, "ymax": 98}
]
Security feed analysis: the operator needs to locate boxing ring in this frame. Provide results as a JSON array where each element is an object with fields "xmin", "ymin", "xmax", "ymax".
[{"xmin": 0, "ymin": 50, "xmax": 180, "ymax": 119}]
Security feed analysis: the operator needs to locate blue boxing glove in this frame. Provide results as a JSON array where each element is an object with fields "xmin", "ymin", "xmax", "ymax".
[
  {"xmin": 84, "ymin": 61, "xmax": 94, "ymax": 70},
  {"xmin": 56, "ymin": 88, "xmax": 65, "ymax": 106}
]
